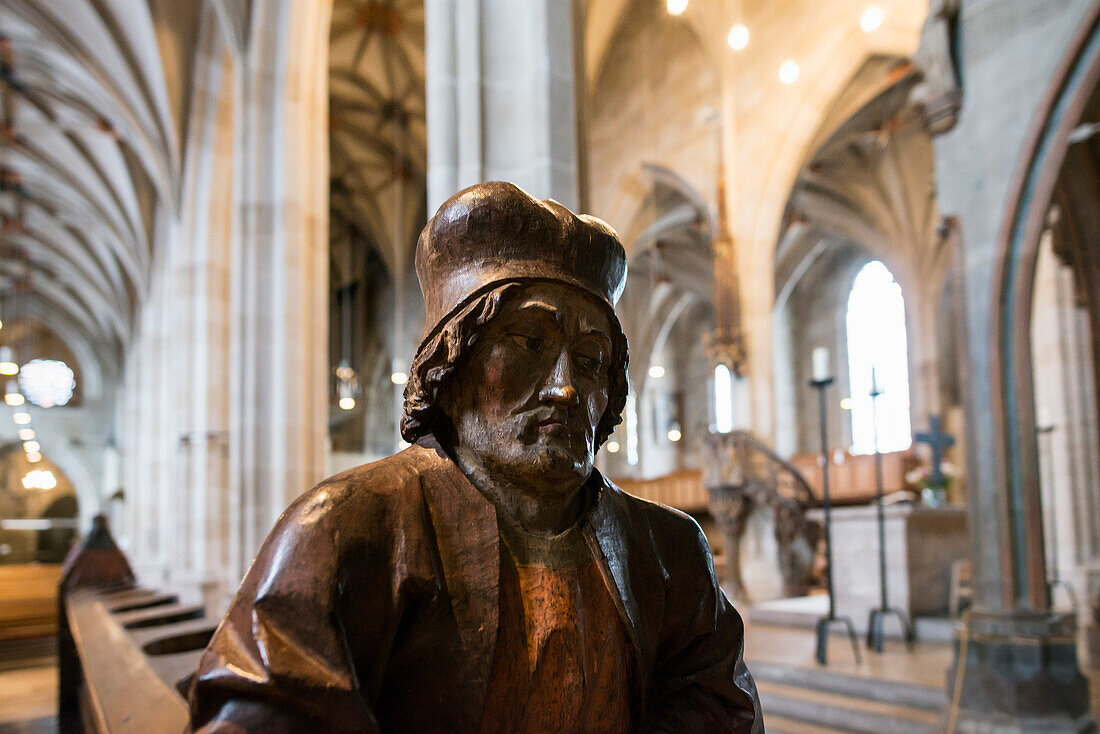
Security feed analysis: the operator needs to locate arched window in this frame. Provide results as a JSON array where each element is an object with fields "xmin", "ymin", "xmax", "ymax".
[
  {"xmin": 624, "ymin": 392, "xmax": 640, "ymax": 466},
  {"xmin": 846, "ymin": 261, "xmax": 912, "ymax": 454},
  {"xmin": 714, "ymin": 363, "xmax": 734, "ymax": 433}
]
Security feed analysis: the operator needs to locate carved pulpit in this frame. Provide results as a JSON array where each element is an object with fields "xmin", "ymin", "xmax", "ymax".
[{"xmin": 702, "ymin": 431, "xmax": 820, "ymax": 603}]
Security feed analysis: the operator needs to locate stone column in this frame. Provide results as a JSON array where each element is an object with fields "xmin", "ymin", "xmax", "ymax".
[
  {"xmin": 115, "ymin": 0, "xmax": 332, "ymax": 610},
  {"xmin": 426, "ymin": 0, "xmax": 580, "ymax": 212},
  {"xmin": 167, "ymin": 11, "xmax": 238, "ymax": 610},
  {"xmin": 226, "ymin": 0, "xmax": 331, "ymax": 585},
  {"xmin": 932, "ymin": 1, "xmax": 1097, "ymax": 730}
]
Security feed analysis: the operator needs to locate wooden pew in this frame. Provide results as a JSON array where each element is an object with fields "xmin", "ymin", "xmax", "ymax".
[
  {"xmin": 62, "ymin": 587, "xmax": 215, "ymax": 732},
  {"xmin": 0, "ymin": 563, "xmax": 63, "ymax": 640}
]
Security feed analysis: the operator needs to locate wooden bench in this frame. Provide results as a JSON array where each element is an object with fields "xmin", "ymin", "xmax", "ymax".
[
  {"xmin": 0, "ymin": 563, "xmax": 63, "ymax": 640},
  {"xmin": 788, "ymin": 449, "xmax": 921, "ymax": 505},
  {"xmin": 61, "ymin": 586, "xmax": 216, "ymax": 732}
]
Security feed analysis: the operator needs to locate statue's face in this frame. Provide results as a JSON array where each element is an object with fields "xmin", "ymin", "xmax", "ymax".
[{"xmin": 441, "ymin": 282, "xmax": 613, "ymax": 493}]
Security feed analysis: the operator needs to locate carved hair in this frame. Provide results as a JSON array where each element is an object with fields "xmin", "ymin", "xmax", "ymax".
[{"xmin": 400, "ymin": 281, "xmax": 629, "ymax": 448}]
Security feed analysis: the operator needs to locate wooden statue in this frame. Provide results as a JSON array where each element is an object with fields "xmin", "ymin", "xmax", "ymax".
[
  {"xmin": 59, "ymin": 514, "xmax": 135, "ymax": 591},
  {"xmin": 188, "ymin": 182, "xmax": 762, "ymax": 733}
]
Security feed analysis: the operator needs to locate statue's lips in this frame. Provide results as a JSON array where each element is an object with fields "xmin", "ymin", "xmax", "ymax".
[
  {"xmin": 521, "ymin": 410, "xmax": 585, "ymax": 442},
  {"xmin": 536, "ymin": 418, "xmax": 568, "ymax": 435}
]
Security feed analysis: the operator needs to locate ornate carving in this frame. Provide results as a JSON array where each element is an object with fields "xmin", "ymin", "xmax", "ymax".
[
  {"xmin": 703, "ymin": 431, "xmax": 820, "ymax": 601},
  {"xmin": 911, "ymin": 0, "xmax": 963, "ymax": 136}
]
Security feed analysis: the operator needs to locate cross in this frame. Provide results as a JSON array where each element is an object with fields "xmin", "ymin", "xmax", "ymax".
[{"xmin": 915, "ymin": 416, "xmax": 956, "ymax": 487}]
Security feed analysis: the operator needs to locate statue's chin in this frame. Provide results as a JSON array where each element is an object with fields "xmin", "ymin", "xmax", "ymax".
[{"xmin": 500, "ymin": 446, "xmax": 590, "ymax": 494}]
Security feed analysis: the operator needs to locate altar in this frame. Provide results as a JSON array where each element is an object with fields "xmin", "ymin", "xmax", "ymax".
[{"xmin": 807, "ymin": 503, "xmax": 969, "ymax": 633}]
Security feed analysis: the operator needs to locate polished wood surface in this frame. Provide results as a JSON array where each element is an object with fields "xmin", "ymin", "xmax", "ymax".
[
  {"xmin": 65, "ymin": 590, "xmax": 189, "ymax": 733},
  {"xmin": 615, "ymin": 469, "xmax": 709, "ymax": 512},
  {"xmin": 0, "ymin": 564, "xmax": 62, "ymax": 641},
  {"xmin": 789, "ymin": 450, "xmax": 920, "ymax": 505}
]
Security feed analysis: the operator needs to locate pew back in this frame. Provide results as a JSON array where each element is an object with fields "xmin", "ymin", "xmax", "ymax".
[{"xmin": 62, "ymin": 587, "xmax": 214, "ymax": 732}]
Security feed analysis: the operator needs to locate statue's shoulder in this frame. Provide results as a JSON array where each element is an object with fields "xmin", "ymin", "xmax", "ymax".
[
  {"xmin": 280, "ymin": 444, "xmax": 448, "ymax": 530},
  {"xmin": 323, "ymin": 443, "xmax": 445, "ymax": 495}
]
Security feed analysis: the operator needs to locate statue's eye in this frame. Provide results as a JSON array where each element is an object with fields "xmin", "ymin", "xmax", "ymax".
[
  {"xmin": 576, "ymin": 353, "xmax": 603, "ymax": 373},
  {"xmin": 510, "ymin": 334, "xmax": 543, "ymax": 354}
]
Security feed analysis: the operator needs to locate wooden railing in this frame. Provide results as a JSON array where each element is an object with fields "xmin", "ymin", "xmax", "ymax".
[
  {"xmin": 787, "ymin": 448, "xmax": 921, "ymax": 505},
  {"xmin": 702, "ymin": 431, "xmax": 816, "ymax": 506},
  {"xmin": 61, "ymin": 586, "xmax": 212, "ymax": 732}
]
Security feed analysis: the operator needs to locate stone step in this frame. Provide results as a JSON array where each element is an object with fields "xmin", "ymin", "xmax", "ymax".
[
  {"xmin": 765, "ymin": 714, "xmax": 852, "ymax": 734},
  {"xmin": 748, "ymin": 597, "xmax": 958, "ymax": 643},
  {"xmin": 750, "ymin": 660, "xmax": 946, "ymax": 711},
  {"xmin": 756, "ymin": 680, "xmax": 940, "ymax": 734}
]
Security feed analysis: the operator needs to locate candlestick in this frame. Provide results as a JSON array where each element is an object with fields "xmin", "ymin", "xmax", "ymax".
[
  {"xmin": 809, "ymin": 375, "xmax": 860, "ymax": 666},
  {"xmin": 866, "ymin": 378, "xmax": 915, "ymax": 653},
  {"xmin": 812, "ymin": 348, "xmax": 831, "ymax": 382}
]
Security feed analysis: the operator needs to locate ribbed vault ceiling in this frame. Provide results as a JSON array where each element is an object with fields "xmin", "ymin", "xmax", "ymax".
[
  {"xmin": 0, "ymin": 0, "xmax": 199, "ymax": 387},
  {"xmin": 329, "ymin": 0, "xmax": 426, "ymax": 281},
  {"xmin": 776, "ymin": 61, "xmax": 946, "ymax": 304}
]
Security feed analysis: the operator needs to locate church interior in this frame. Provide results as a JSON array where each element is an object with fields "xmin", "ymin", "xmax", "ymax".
[{"xmin": 0, "ymin": 0, "xmax": 1098, "ymax": 731}]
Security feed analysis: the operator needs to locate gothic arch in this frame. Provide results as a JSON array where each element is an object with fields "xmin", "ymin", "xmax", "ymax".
[
  {"xmin": 616, "ymin": 165, "xmax": 714, "ymax": 391},
  {"xmin": 990, "ymin": 4, "xmax": 1100, "ymax": 606}
]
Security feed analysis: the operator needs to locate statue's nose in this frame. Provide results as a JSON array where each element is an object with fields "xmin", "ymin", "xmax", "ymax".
[{"xmin": 539, "ymin": 349, "xmax": 579, "ymax": 406}]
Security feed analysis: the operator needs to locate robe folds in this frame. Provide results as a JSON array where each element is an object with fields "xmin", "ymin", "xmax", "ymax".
[{"xmin": 188, "ymin": 438, "xmax": 763, "ymax": 733}]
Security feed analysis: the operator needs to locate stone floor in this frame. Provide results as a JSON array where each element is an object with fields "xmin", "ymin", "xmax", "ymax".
[
  {"xmin": 0, "ymin": 637, "xmax": 57, "ymax": 734},
  {"xmin": 0, "ymin": 624, "xmax": 1092, "ymax": 734},
  {"xmin": 745, "ymin": 618, "xmax": 954, "ymax": 687},
  {"xmin": 744, "ymin": 614, "xmax": 1100, "ymax": 733},
  {"xmin": 744, "ymin": 619, "xmax": 952, "ymax": 733}
]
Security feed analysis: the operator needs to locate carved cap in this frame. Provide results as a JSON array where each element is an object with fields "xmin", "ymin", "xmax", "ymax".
[{"xmin": 415, "ymin": 181, "xmax": 628, "ymax": 341}]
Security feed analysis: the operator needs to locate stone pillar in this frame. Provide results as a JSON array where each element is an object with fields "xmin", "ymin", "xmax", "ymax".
[
  {"xmin": 168, "ymin": 11, "xmax": 238, "ymax": 609},
  {"xmin": 115, "ymin": 0, "xmax": 332, "ymax": 611},
  {"xmin": 226, "ymin": 0, "xmax": 331, "ymax": 585},
  {"xmin": 426, "ymin": 0, "xmax": 580, "ymax": 211},
  {"xmin": 932, "ymin": 1, "xmax": 1097, "ymax": 730}
]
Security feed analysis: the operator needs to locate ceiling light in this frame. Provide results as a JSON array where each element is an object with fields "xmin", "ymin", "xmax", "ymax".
[
  {"xmin": 667, "ymin": 427, "xmax": 682, "ymax": 442},
  {"xmin": 23, "ymin": 440, "xmax": 40, "ymax": 454},
  {"xmin": 339, "ymin": 397, "xmax": 356, "ymax": 410},
  {"xmin": 13, "ymin": 412, "xmax": 30, "ymax": 425},
  {"xmin": 779, "ymin": 60, "xmax": 800, "ymax": 84},
  {"xmin": 861, "ymin": 6, "xmax": 884, "ymax": 32},
  {"xmin": 840, "ymin": 397, "xmax": 853, "ymax": 410},
  {"xmin": 606, "ymin": 440, "xmax": 621, "ymax": 454},
  {"xmin": 5, "ymin": 380, "xmax": 24, "ymax": 406},
  {"xmin": 0, "ymin": 346, "xmax": 17, "ymax": 375},
  {"xmin": 22, "ymin": 469, "xmax": 56, "ymax": 490},
  {"xmin": 648, "ymin": 365, "xmax": 666, "ymax": 379},
  {"xmin": 19, "ymin": 359, "xmax": 76, "ymax": 408},
  {"xmin": 727, "ymin": 23, "xmax": 749, "ymax": 51},
  {"xmin": 667, "ymin": 0, "xmax": 688, "ymax": 16},
  {"xmin": 390, "ymin": 371, "xmax": 409, "ymax": 386},
  {"xmin": 26, "ymin": 452, "xmax": 41, "ymax": 464},
  {"xmin": 18, "ymin": 428, "xmax": 34, "ymax": 441}
]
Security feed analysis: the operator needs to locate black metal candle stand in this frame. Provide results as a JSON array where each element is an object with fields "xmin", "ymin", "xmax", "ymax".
[
  {"xmin": 866, "ymin": 383, "xmax": 915, "ymax": 653},
  {"xmin": 810, "ymin": 377, "xmax": 861, "ymax": 666}
]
